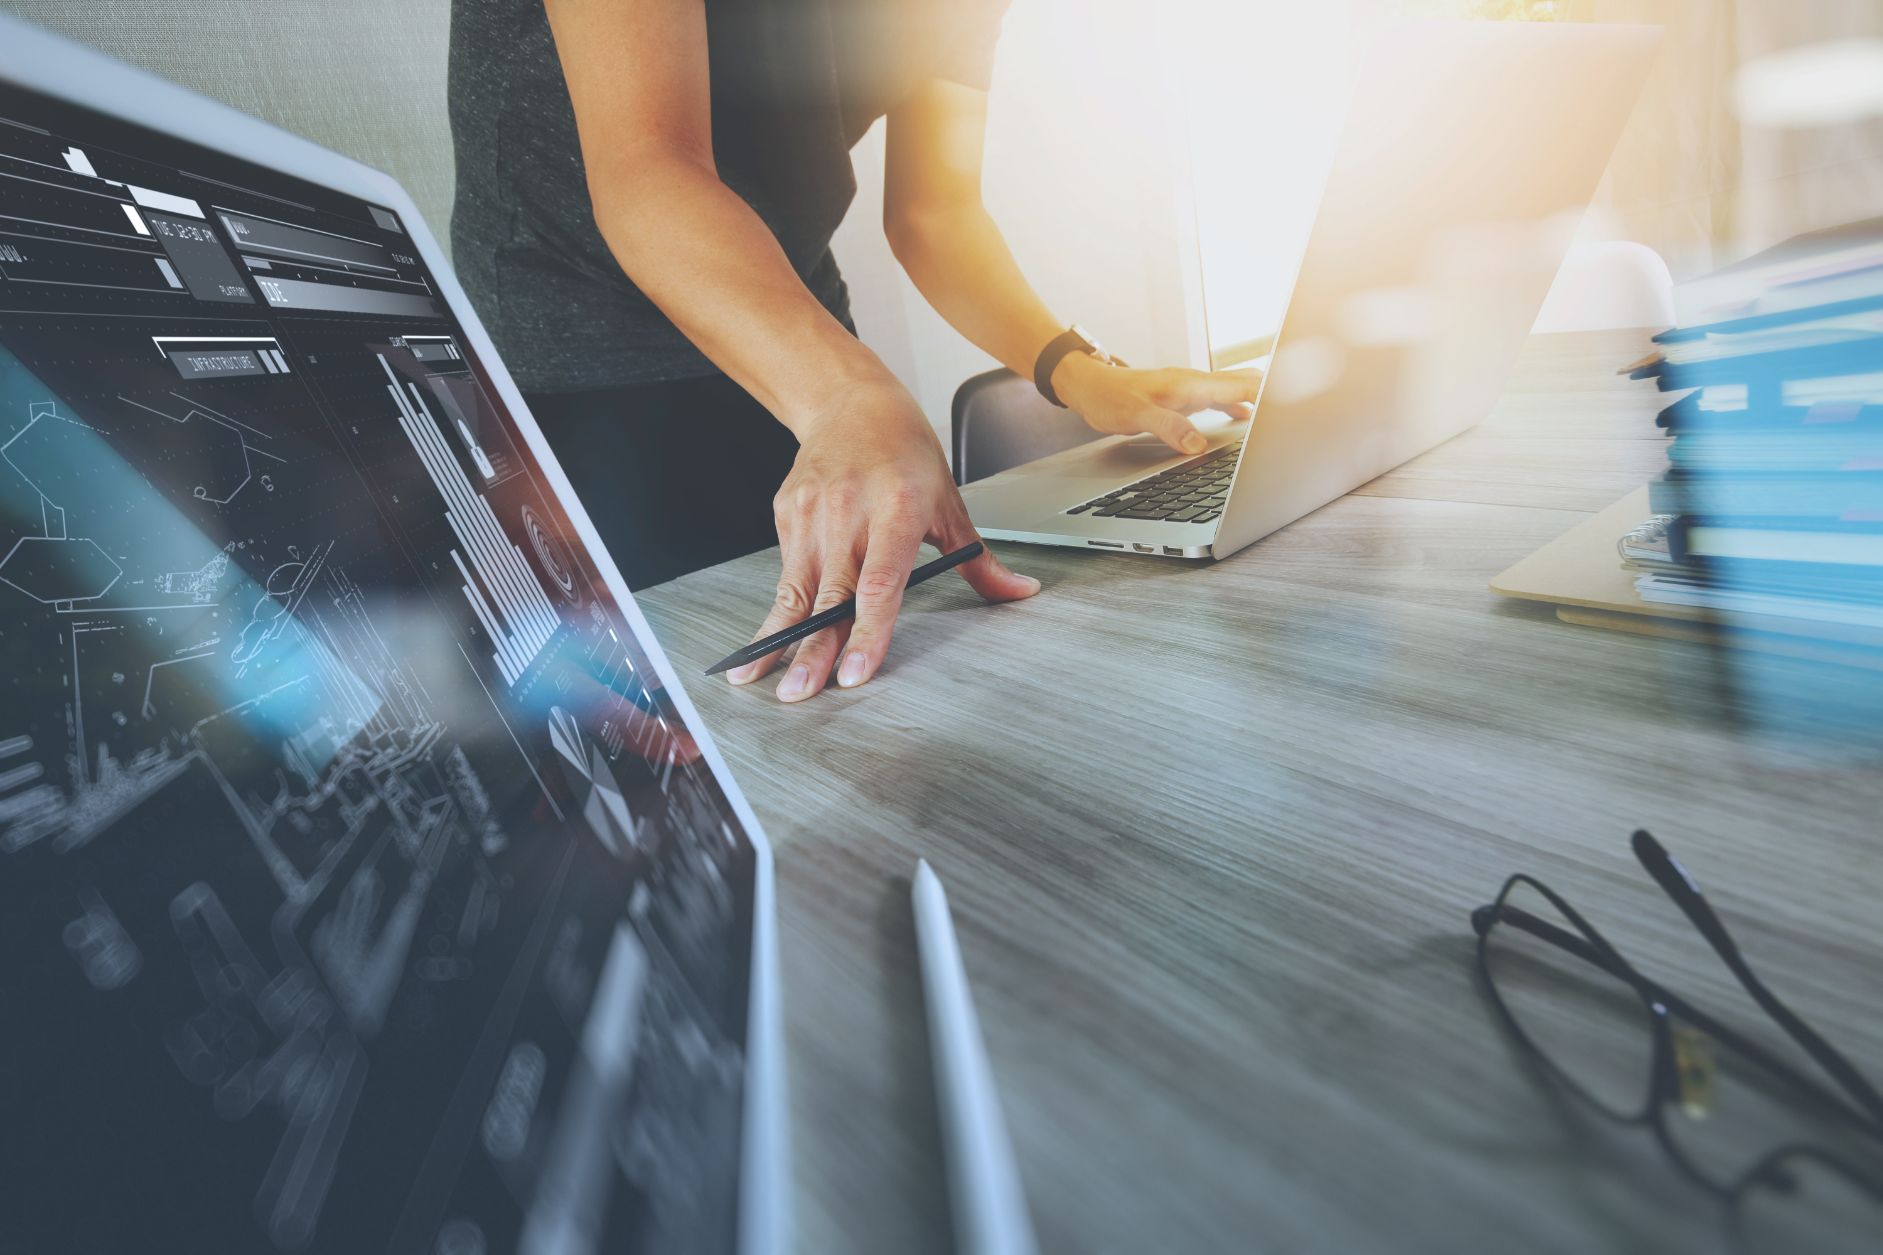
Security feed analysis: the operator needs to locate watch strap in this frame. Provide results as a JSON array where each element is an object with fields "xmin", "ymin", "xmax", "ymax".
[{"xmin": 1033, "ymin": 325, "xmax": 1119, "ymax": 407}]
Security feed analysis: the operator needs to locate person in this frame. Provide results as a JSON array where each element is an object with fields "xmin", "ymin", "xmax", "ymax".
[{"xmin": 449, "ymin": 0, "xmax": 1261, "ymax": 704}]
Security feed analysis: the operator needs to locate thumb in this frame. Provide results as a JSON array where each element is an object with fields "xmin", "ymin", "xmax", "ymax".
[
  {"xmin": 958, "ymin": 545, "xmax": 1041, "ymax": 603},
  {"xmin": 934, "ymin": 512, "xmax": 1039, "ymax": 603},
  {"xmin": 1148, "ymin": 407, "xmax": 1208, "ymax": 456}
]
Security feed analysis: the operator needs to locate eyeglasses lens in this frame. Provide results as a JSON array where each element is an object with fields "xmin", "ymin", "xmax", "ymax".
[{"xmin": 1482, "ymin": 880, "xmax": 1654, "ymax": 1120}]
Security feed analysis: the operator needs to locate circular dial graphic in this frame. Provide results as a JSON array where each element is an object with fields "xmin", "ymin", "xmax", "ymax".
[{"xmin": 521, "ymin": 505, "xmax": 579, "ymax": 604}]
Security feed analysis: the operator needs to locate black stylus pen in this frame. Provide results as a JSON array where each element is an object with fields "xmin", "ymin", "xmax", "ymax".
[{"xmin": 703, "ymin": 541, "xmax": 984, "ymax": 677}]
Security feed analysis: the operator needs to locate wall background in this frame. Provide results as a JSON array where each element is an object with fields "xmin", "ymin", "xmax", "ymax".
[
  {"xmin": 4, "ymin": 0, "xmax": 1880, "ymax": 444},
  {"xmin": 1569, "ymin": 0, "xmax": 1883, "ymax": 276}
]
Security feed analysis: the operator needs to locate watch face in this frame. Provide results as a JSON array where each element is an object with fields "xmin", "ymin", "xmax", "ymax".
[{"xmin": 1067, "ymin": 325, "xmax": 1112, "ymax": 364}]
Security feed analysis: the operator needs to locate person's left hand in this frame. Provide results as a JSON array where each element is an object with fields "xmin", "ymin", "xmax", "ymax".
[{"xmin": 1051, "ymin": 353, "xmax": 1264, "ymax": 455}]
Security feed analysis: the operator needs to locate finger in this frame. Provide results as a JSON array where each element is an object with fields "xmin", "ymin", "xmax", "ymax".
[
  {"xmin": 933, "ymin": 509, "xmax": 1040, "ymax": 604},
  {"xmin": 777, "ymin": 561, "xmax": 860, "ymax": 703},
  {"xmin": 835, "ymin": 521, "xmax": 924, "ymax": 689},
  {"xmin": 1169, "ymin": 368, "xmax": 1264, "ymax": 417},
  {"xmin": 728, "ymin": 549, "xmax": 818, "ymax": 686},
  {"xmin": 1147, "ymin": 406, "xmax": 1208, "ymax": 455},
  {"xmin": 789, "ymin": 618, "xmax": 851, "ymax": 686}
]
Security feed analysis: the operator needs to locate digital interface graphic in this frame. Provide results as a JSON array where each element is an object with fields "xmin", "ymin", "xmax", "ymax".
[{"xmin": 0, "ymin": 83, "xmax": 755, "ymax": 1255}]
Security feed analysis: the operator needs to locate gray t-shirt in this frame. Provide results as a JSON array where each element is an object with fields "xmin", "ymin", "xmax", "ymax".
[{"xmin": 448, "ymin": 0, "xmax": 1007, "ymax": 393}]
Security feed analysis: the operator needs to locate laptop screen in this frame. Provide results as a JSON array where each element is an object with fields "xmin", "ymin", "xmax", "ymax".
[{"xmin": 0, "ymin": 81, "xmax": 757, "ymax": 1255}]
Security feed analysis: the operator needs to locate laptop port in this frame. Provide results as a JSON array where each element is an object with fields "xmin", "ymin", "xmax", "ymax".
[
  {"xmin": 1163, "ymin": 546, "xmax": 1184, "ymax": 556},
  {"xmin": 1132, "ymin": 543, "xmax": 1156, "ymax": 554},
  {"xmin": 1087, "ymin": 539, "xmax": 1124, "ymax": 549}
]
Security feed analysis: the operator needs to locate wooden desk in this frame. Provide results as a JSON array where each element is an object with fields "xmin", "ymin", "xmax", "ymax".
[{"xmin": 640, "ymin": 332, "xmax": 1883, "ymax": 1253}]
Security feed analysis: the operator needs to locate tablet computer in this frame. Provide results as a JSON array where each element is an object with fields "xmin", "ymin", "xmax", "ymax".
[{"xmin": 0, "ymin": 16, "xmax": 785, "ymax": 1253}]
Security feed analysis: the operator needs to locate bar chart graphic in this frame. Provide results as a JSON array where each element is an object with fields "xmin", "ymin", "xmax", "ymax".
[{"xmin": 379, "ymin": 355, "xmax": 559, "ymax": 684}]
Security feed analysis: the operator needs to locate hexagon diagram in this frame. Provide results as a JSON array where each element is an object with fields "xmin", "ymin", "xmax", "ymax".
[
  {"xmin": 175, "ymin": 407, "xmax": 253, "ymax": 504},
  {"xmin": 0, "ymin": 535, "xmax": 121, "ymax": 604},
  {"xmin": 2, "ymin": 401, "xmax": 89, "ymax": 513}
]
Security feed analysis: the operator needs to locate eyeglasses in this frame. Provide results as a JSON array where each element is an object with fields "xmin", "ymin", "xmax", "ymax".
[{"xmin": 1472, "ymin": 829, "xmax": 1883, "ymax": 1251}]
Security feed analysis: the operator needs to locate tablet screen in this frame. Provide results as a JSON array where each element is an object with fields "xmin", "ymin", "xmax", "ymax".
[{"xmin": 0, "ymin": 80, "xmax": 756, "ymax": 1255}]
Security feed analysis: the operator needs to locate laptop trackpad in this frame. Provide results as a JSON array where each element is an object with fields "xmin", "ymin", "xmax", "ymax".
[{"xmin": 1088, "ymin": 435, "xmax": 1190, "ymax": 476}]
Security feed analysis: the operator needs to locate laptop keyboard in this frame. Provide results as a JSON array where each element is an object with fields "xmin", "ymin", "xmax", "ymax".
[{"xmin": 1065, "ymin": 442, "xmax": 1241, "ymax": 523}]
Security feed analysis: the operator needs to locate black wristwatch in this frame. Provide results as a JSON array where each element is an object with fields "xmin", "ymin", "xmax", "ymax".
[{"xmin": 1033, "ymin": 324, "xmax": 1123, "ymax": 407}]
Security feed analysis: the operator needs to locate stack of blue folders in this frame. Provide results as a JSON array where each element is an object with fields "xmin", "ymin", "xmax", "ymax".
[{"xmin": 1626, "ymin": 219, "xmax": 1883, "ymax": 636}]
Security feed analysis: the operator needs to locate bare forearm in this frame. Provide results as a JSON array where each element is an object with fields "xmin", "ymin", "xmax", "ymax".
[
  {"xmin": 890, "ymin": 196, "xmax": 1263, "ymax": 460},
  {"xmin": 593, "ymin": 150, "xmax": 894, "ymax": 434},
  {"xmin": 888, "ymin": 200, "xmax": 1064, "ymax": 380}
]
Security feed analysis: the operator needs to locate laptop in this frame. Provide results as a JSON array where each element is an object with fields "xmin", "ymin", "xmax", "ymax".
[
  {"xmin": 0, "ymin": 16, "xmax": 784, "ymax": 1255},
  {"xmin": 967, "ymin": 21, "xmax": 1660, "ymax": 561}
]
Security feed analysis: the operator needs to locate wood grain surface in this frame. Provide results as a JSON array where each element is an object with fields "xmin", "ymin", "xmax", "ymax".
[{"xmin": 639, "ymin": 332, "xmax": 1883, "ymax": 1254}]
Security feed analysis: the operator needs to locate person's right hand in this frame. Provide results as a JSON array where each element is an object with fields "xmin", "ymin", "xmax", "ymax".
[
  {"xmin": 727, "ymin": 376, "xmax": 1039, "ymax": 703},
  {"xmin": 1053, "ymin": 353, "xmax": 1263, "ymax": 455}
]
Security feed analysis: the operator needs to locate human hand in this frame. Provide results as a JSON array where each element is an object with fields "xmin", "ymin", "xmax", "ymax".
[
  {"xmin": 1052, "ymin": 353, "xmax": 1264, "ymax": 455},
  {"xmin": 728, "ymin": 376, "xmax": 1039, "ymax": 703}
]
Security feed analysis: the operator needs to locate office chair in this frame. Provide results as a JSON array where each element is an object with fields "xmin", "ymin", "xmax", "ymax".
[{"xmin": 950, "ymin": 368, "xmax": 1100, "ymax": 486}]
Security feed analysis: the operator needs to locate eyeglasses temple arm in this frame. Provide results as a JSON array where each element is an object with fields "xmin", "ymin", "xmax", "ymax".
[{"xmin": 1631, "ymin": 829, "xmax": 1883, "ymax": 1126}]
